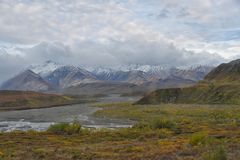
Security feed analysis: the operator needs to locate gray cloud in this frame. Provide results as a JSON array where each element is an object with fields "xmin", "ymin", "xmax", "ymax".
[
  {"xmin": 0, "ymin": 40, "xmax": 225, "ymax": 84},
  {"xmin": 0, "ymin": 52, "xmax": 28, "ymax": 83},
  {"xmin": 0, "ymin": 0, "xmax": 239, "ymax": 83},
  {"xmin": 21, "ymin": 42, "xmax": 72, "ymax": 63}
]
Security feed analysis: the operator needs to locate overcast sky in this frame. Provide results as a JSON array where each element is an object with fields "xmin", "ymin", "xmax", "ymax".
[{"xmin": 0, "ymin": 0, "xmax": 240, "ymax": 83}]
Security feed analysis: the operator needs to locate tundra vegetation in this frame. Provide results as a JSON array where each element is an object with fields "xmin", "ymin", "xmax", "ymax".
[{"xmin": 0, "ymin": 102, "xmax": 239, "ymax": 159}]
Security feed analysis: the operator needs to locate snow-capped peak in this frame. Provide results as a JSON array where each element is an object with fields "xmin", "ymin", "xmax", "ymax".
[
  {"xmin": 88, "ymin": 64, "xmax": 167, "ymax": 74},
  {"xmin": 29, "ymin": 60, "xmax": 63, "ymax": 76}
]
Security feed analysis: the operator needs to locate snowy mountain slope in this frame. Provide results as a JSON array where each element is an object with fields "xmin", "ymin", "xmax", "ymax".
[
  {"xmin": 29, "ymin": 61, "xmax": 213, "ymax": 83},
  {"xmin": 44, "ymin": 66, "xmax": 98, "ymax": 88},
  {"xmin": 29, "ymin": 60, "xmax": 63, "ymax": 77},
  {"xmin": 1, "ymin": 61, "xmax": 214, "ymax": 92},
  {"xmin": 90, "ymin": 65, "xmax": 214, "ymax": 83}
]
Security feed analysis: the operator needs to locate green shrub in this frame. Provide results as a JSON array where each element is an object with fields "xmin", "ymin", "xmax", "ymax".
[
  {"xmin": 189, "ymin": 132, "xmax": 208, "ymax": 146},
  {"xmin": 156, "ymin": 128, "xmax": 174, "ymax": 139},
  {"xmin": 150, "ymin": 118, "xmax": 176, "ymax": 130},
  {"xmin": 48, "ymin": 123, "xmax": 69, "ymax": 134},
  {"xmin": 202, "ymin": 146, "xmax": 227, "ymax": 160},
  {"xmin": 133, "ymin": 122, "xmax": 151, "ymax": 130},
  {"xmin": 47, "ymin": 122, "xmax": 82, "ymax": 135},
  {"xmin": 133, "ymin": 118, "xmax": 177, "ymax": 131}
]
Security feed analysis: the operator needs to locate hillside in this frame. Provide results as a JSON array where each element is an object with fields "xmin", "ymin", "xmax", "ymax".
[
  {"xmin": 205, "ymin": 59, "xmax": 240, "ymax": 83},
  {"xmin": 0, "ymin": 91, "xmax": 76, "ymax": 111},
  {"xmin": 63, "ymin": 82, "xmax": 140, "ymax": 95},
  {"xmin": 137, "ymin": 83, "xmax": 240, "ymax": 104},
  {"xmin": 45, "ymin": 66, "xmax": 98, "ymax": 88},
  {"xmin": 1, "ymin": 70, "xmax": 53, "ymax": 92},
  {"xmin": 137, "ymin": 59, "xmax": 240, "ymax": 105},
  {"xmin": 63, "ymin": 78, "xmax": 196, "ymax": 96}
]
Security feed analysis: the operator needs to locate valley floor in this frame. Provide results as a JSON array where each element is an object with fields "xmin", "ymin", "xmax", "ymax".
[{"xmin": 0, "ymin": 103, "xmax": 240, "ymax": 159}]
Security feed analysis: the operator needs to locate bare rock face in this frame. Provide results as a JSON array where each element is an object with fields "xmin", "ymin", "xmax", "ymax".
[
  {"xmin": 1, "ymin": 70, "xmax": 52, "ymax": 92},
  {"xmin": 44, "ymin": 66, "xmax": 98, "ymax": 89}
]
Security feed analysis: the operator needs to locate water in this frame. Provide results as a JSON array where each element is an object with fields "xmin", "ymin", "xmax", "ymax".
[{"xmin": 0, "ymin": 95, "xmax": 140, "ymax": 132}]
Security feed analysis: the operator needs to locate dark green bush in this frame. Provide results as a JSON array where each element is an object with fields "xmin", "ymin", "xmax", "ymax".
[
  {"xmin": 47, "ymin": 122, "xmax": 82, "ymax": 135},
  {"xmin": 150, "ymin": 118, "xmax": 176, "ymax": 130},
  {"xmin": 133, "ymin": 118, "xmax": 176, "ymax": 131}
]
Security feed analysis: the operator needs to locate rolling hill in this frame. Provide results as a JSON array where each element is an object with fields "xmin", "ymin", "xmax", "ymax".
[
  {"xmin": 63, "ymin": 82, "xmax": 140, "ymax": 95},
  {"xmin": 137, "ymin": 59, "xmax": 240, "ymax": 105},
  {"xmin": 205, "ymin": 59, "xmax": 240, "ymax": 83},
  {"xmin": 0, "ymin": 90, "xmax": 76, "ymax": 111}
]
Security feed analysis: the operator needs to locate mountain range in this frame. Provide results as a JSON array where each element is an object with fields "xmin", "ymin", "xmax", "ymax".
[
  {"xmin": 45, "ymin": 66, "xmax": 98, "ymax": 89},
  {"xmin": 0, "ymin": 60, "xmax": 214, "ymax": 95},
  {"xmin": 137, "ymin": 59, "xmax": 240, "ymax": 105}
]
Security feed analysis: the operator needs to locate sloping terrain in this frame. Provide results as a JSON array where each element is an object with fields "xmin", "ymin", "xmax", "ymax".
[
  {"xmin": 141, "ymin": 76, "xmax": 196, "ymax": 89},
  {"xmin": 205, "ymin": 59, "xmax": 240, "ymax": 83},
  {"xmin": 1, "ymin": 61, "xmax": 213, "ymax": 94},
  {"xmin": 92, "ymin": 65, "xmax": 213, "ymax": 83},
  {"xmin": 1, "ymin": 70, "xmax": 53, "ymax": 92},
  {"xmin": 137, "ymin": 59, "xmax": 240, "ymax": 105},
  {"xmin": 137, "ymin": 83, "xmax": 240, "ymax": 104},
  {"xmin": 94, "ymin": 70, "xmax": 150, "ymax": 85},
  {"xmin": 168, "ymin": 66, "xmax": 213, "ymax": 81},
  {"xmin": 29, "ymin": 60, "xmax": 63, "ymax": 77},
  {"xmin": 63, "ymin": 78, "xmax": 196, "ymax": 96},
  {"xmin": 0, "ymin": 91, "xmax": 75, "ymax": 111},
  {"xmin": 63, "ymin": 82, "xmax": 140, "ymax": 95},
  {"xmin": 44, "ymin": 66, "xmax": 98, "ymax": 89}
]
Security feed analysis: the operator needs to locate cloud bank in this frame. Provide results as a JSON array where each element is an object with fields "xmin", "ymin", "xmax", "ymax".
[{"xmin": 0, "ymin": 0, "xmax": 239, "ymax": 83}]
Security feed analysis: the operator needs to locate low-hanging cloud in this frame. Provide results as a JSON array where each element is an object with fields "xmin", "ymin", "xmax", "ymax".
[
  {"xmin": 0, "ymin": 52, "xmax": 28, "ymax": 83},
  {"xmin": 0, "ymin": 0, "xmax": 238, "ymax": 83},
  {"xmin": 0, "ymin": 39, "xmax": 225, "ymax": 84},
  {"xmin": 22, "ymin": 39, "xmax": 226, "ymax": 67}
]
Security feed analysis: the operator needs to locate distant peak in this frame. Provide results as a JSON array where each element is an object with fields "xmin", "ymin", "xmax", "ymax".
[
  {"xmin": 21, "ymin": 70, "xmax": 41, "ymax": 77},
  {"xmin": 29, "ymin": 60, "xmax": 63, "ymax": 76},
  {"xmin": 45, "ymin": 60, "xmax": 57, "ymax": 64},
  {"xmin": 22, "ymin": 69, "xmax": 36, "ymax": 74},
  {"xmin": 229, "ymin": 59, "xmax": 240, "ymax": 65}
]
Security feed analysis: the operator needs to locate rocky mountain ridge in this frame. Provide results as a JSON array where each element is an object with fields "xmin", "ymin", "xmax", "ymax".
[{"xmin": 1, "ymin": 61, "xmax": 214, "ymax": 92}]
